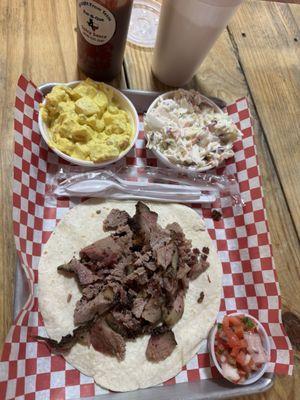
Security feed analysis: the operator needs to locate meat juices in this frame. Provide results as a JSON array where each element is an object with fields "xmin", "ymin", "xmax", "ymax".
[{"xmin": 37, "ymin": 202, "xmax": 210, "ymax": 363}]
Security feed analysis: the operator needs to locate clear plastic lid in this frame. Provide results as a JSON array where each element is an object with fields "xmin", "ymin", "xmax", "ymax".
[{"xmin": 127, "ymin": 0, "xmax": 161, "ymax": 48}]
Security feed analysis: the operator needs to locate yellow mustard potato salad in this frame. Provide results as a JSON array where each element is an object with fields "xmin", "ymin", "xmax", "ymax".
[{"xmin": 40, "ymin": 79, "xmax": 133, "ymax": 162}]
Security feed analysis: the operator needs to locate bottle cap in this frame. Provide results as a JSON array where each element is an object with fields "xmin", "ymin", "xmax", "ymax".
[{"xmin": 127, "ymin": 0, "xmax": 160, "ymax": 48}]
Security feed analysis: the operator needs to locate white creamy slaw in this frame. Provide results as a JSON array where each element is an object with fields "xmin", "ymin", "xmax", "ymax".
[{"xmin": 145, "ymin": 89, "xmax": 242, "ymax": 170}]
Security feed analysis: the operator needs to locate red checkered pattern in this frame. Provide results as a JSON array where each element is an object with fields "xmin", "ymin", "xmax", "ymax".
[{"xmin": 0, "ymin": 76, "xmax": 293, "ymax": 399}]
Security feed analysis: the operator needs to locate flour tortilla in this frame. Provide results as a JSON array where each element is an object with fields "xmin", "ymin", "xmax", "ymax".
[{"xmin": 38, "ymin": 199, "xmax": 222, "ymax": 391}]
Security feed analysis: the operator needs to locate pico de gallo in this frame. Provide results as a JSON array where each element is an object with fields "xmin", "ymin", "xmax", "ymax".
[{"xmin": 215, "ymin": 314, "xmax": 268, "ymax": 383}]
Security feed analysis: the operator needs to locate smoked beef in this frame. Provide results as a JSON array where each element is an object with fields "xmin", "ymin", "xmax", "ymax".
[{"xmin": 37, "ymin": 202, "xmax": 210, "ymax": 363}]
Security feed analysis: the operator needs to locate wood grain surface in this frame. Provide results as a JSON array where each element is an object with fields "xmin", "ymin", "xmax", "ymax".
[{"xmin": 0, "ymin": 0, "xmax": 299, "ymax": 399}]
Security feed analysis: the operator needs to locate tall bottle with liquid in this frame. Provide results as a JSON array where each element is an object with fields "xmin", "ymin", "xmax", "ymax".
[
  {"xmin": 76, "ymin": 0, "xmax": 133, "ymax": 81},
  {"xmin": 152, "ymin": 0, "xmax": 244, "ymax": 87}
]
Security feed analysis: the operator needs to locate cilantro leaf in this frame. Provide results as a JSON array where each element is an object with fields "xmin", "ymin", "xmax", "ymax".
[{"xmin": 242, "ymin": 317, "xmax": 255, "ymax": 330}]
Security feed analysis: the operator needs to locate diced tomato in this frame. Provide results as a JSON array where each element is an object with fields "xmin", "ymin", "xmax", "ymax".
[
  {"xmin": 223, "ymin": 315, "xmax": 230, "ymax": 329},
  {"xmin": 243, "ymin": 364, "xmax": 252, "ymax": 374},
  {"xmin": 236, "ymin": 351, "xmax": 247, "ymax": 366},
  {"xmin": 219, "ymin": 330, "xmax": 228, "ymax": 342},
  {"xmin": 234, "ymin": 325, "xmax": 244, "ymax": 339},
  {"xmin": 239, "ymin": 339, "xmax": 248, "ymax": 348},
  {"xmin": 216, "ymin": 314, "xmax": 264, "ymax": 380},
  {"xmin": 217, "ymin": 342, "xmax": 226, "ymax": 352},
  {"xmin": 230, "ymin": 345, "xmax": 241, "ymax": 357},
  {"xmin": 228, "ymin": 316, "xmax": 242, "ymax": 327},
  {"xmin": 224, "ymin": 328, "xmax": 240, "ymax": 348}
]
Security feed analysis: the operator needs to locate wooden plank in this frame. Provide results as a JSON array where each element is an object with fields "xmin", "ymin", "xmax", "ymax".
[
  {"xmin": 124, "ymin": 20, "xmax": 299, "ymax": 400},
  {"xmin": 289, "ymin": 3, "xmax": 300, "ymax": 29},
  {"xmin": 261, "ymin": 0, "xmax": 300, "ymax": 4},
  {"xmin": 0, "ymin": 0, "xmax": 23, "ymax": 351},
  {"xmin": 0, "ymin": 0, "xmax": 126, "ymax": 351},
  {"xmin": 228, "ymin": 0, "xmax": 300, "ymax": 237}
]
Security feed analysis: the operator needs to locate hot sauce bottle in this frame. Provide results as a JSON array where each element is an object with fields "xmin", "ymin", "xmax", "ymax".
[{"xmin": 76, "ymin": 0, "xmax": 133, "ymax": 81}]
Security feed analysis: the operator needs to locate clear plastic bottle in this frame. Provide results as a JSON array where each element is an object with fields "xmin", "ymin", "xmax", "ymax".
[
  {"xmin": 152, "ymin": 0, "xmax": 243, "ymax": 86},
  {"xmin": 77, "ymin": 0, "xmax": 133, "ymax": 81}
]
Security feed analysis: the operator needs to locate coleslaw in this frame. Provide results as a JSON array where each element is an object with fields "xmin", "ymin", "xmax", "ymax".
[{"xmin": 144, "ymin": 89, "xmax": 242, "ymax": 170}]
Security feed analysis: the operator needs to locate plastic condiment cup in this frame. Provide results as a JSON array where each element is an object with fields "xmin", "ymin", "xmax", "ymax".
[
  {"xmin": 145, "ymin": 90, "xmax": 224, "ymax": 174},
  {"xmin": 38, "ymin": 81, "xmax": 139, "ymax": 168},
  {"xmin": 208, "ymin": 312, "xmax": 271, "ymax": 385}
]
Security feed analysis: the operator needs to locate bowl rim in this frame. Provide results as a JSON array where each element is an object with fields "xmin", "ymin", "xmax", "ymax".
[
  {"xmin": 38, "ymin": 80, "xmax": 139, "ymax": 168},
  {"xmin": 145, "ymin": 89, "xmax": 224, "ymax": 174},
  {"xmin": 208, "ymin": 312, "xmax": 271, "ymax": 386}
]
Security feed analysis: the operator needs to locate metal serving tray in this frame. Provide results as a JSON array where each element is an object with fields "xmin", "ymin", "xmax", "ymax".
[{"xmin": 12, "ymin": 86, "xmax": 274, "ymax": 400}]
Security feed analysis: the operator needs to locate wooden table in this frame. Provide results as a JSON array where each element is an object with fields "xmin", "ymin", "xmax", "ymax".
[{"xmin": 0, "ymin": 0, "xmax": 299, "ymax": 398}]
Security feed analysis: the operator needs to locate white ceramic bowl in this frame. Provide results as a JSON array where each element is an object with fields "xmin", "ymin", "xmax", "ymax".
[
  {"xmin": 38, "ymin": 80, "xmax": 139, "ymax": 168},
  {"xmin": 208, "ymin": 313, "xmax": 270, "ymax": 385},
  {"xmin": 145, "ymin": 90, "xmax": 224, "ymax": 174}
]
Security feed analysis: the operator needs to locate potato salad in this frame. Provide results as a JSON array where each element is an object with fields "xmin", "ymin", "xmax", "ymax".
[{"xmin": 40, "ymin": 79, "xmax": 134, "ymax": 162}]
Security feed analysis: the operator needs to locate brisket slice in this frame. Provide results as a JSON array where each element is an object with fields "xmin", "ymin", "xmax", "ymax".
[
  {"xmin": 108, "ymin": 310, "xmax": 143, "ymax": 339},
  {"xmin": 132, "ymin": 297, "xmax": 147, "ymax": 319},
  {"xmin": 176, "ymin": 262, "xmax": 190, "ymax": 280},
  {"xmin": 166, "ymin": 222, "xmax": 186, "ymax": 245},
  {"xmin": 154, "ymin": 241, "xmax": 175, "ymax": 269},
  {"xmin": 129, "ymin": 201, "xmax": 158, "ymax": 242},
  {"xmin": 80, "ymin": 237, "xmax": 122, "ymax": 266},
  {"xmin": 142, "ymin": 297, "xmax": 162, "ymax": 324},
  {"xmin": 146, "ymin": 330, "xmax": 177, "ymax": 362},
  {"xmin": 134, "ymin": 251, "xmax": 157, "ymax": 272},
  {"xmin": 103, "ymin": 209, "xmax": 130, "ymax": 231},
  {"xmin": 163, "ymin": 267, "xmax": 178, "ymax": 303},
  {"xmin": 90, "ymin": 319, "xmax": 125, "ymax": 361},
  {"xmin": 146, "ymin": 273, "xmax": 163, "ymax": 298},
  {"xmin": 188, "ymin": 259, "xmax": 210, "ymax": 281},
  {"xmin": 111, "ymin": 225, "xmax": 133, "ymax": 251},
  {"xmin": 124, "ymin": 266, "xmax": 148, "ymax": 287},
  {"xmin": 35, "ymin": 324, "xmax": 89, "ymax": 354},
  {"xmin": 107, "ymin": 281, "xmax": 134, "ymax": 308},
  {"xmin": 162, "ymin": 291, "xmax": 184, "ymax": 327},
  {"xmin": 150, "ymin": 228, "xmax": 175, "ymax": 269},
  {"xmin": 74, "ymin": 292, "xmax": 113, "ymax": 325},
  {"xmin": 58, "ymin": 259, "xmax": 100, "ymax": 286},
  {"xmin": 82, "ymin": 283, "xmax": 103, "ymax": 300}
]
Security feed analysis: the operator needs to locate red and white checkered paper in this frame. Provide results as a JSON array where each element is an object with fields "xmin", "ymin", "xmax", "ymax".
[{"xmin": 0, "ymin": 75, "xmax": 293, "ymax": 400}]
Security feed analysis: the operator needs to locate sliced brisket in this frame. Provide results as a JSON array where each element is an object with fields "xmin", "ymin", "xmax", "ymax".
[
  {"xmin": 35, "ymin": 324, "xmax": 90, "ymax": 354},
  {"xmin": 129, "ymin": 201, "xmax": 158, "ymax": 242},
  {"xmin": 74, "ymin": 291, "xmax": 113, "ymax": 325},
  {"xmin": 142, "ymin": 297, "xmax": 162, "ymax": 324},
  {"xmin": 146, "ymin": 330, "xmax": 177, "ymax": 362},
  {"xmin": 58, "ymin": 259, "xmax": 100, "ymax": 286},
  {"xmin": 132, "ymin": 297, "xmax": 147, "ymax": 319},
  {"xmin": 163, "ymin": 291, "xmax": 184, "ymax": 327},
  {"xmin": 103, "ymin": 209, "xmax": 130, "ymax": 231},
  {"xmin": 80, "ymin": 237, "xmax": 122, "ymax": 266},
  {"xmin": 44, "ymin": 202, "xmax": 211, "ymax": 363},
  {"xmin": 188, "ymin": 259, "xmax": 210, "ymax": 281},
  {"xmin": 90, "ymin": 319, "xmax": 126, "ymax": 361},
  {"xmin": 109, "ymin": 310, "xmax": 143, "ymax": 338}
]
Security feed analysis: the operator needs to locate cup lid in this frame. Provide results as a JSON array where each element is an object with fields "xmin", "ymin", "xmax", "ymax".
[{"xmin": 127, "ymin": 0, "xmax": 160, "ymax": 48}]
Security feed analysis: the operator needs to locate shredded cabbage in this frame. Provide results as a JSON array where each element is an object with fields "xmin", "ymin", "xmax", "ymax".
[{"xmin": 144, "ymin": 89, "xmax": 242, "ymax": 170}]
